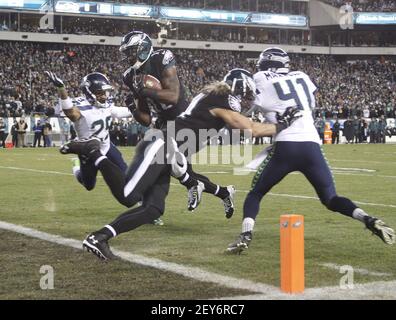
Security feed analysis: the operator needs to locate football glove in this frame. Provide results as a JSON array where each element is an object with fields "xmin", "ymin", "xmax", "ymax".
[
  {"xmin": 125, "ymin": 93, "xmax": 137, "ymax": 113},
  {"xmin": 45, "ymin": 71, "xmax": 65, "ymax": 88},
  {"xmin": 275, "ymin": 107, "xmax": 302, "ymax": 133},
  {"xmin": 132, "ymin": 73, "xmax": 145, "ymax": 98}
]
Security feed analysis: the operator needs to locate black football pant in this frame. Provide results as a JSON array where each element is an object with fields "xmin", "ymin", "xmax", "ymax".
[{"xmin": 93, "ymin": 139, "xmax": 170, "ymax": 236}]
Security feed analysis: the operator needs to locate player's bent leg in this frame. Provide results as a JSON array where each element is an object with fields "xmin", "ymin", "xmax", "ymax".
[
  {"xmin": 228, "ymin": 144, "xmax": 290, "ymax": 253},
  {"xmin": 77, "ymin": 158, "xmax": 98, "ymax": 191},
  {"xmin": 83, "ymin": 169, "xmax": 171, "ymax": 261},
  {"xmin": 302, "ymin": 143, "xmax": 394, "ymax": 245},
  {"xmin": 88, "ymin": 139, "xmax": 166, "ymax": 208},
  {"xmin": 83, "ymin": 205, "xmax": 163, "ymax": 261},
  {"xmin": 183, "ymin": 165, "xmax": 232, "ymax": 215},
  {"xmin": 59, "ymin": 137, "xmax": 101, "ymax": 156},
  {"xmin": 106, "ymin": 142, "xmax": 128, "ymax": 173}
]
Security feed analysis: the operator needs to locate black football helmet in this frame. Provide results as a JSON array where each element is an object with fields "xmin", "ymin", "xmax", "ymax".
[
  {"xmin": 119, "ymin": 31, "xmax": 153, "ymax": 71},
  {"xmin": 223, "ymin": 68, "xmax": 256, "ymax": 100},
  {"xmin": 80, "ymin": 72, "xmax": 113, "ymax": 108},
  {"xmin": 257, "ymin": 47, "xmax": 290, "ymax": 74},
  {"xmin": 223, "ymin": 68, "xmax": 257, "ymax": 113}
]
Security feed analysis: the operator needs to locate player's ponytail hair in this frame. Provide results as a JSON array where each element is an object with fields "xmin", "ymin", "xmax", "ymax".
[{"xmin": 200, "ymin": 81, "xmax": 231, "ymax": 96}]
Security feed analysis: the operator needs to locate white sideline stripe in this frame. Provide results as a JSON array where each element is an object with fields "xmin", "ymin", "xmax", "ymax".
[
  {"xmin": 3, "ymin": 220, "xmax": 396, "ymax": 300},
  {"xmin": 320, "ymin": 263, "xmax": 392, "ymax": 277},
  {"xmin": 331, "ymin": 167, "xmax": 376, "ymax": 172},
  {"xmin": 216, "ymin": 281, "xmax": 396, "ymax": 300},
  {"xmin": 0, "ymin": 220, "xmax": 279, "ymax": 296},
  {"xmin": 2, "ymin": 165, "xmax": 396, "ymax": 209}
]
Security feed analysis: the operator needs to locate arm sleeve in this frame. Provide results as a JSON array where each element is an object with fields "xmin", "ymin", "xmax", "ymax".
[
  {"xmin": 110, "ymin": 106, "xmax": 133, "ymax": 119},
  {"xmin": 207, "ymin": 95, "xmax": 241, "ymax": 113}
]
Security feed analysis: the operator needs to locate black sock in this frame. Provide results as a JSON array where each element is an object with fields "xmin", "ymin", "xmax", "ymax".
[
  {"xmin": 178, "ymin": 172, "xmax": 197, "ymax": 189},
  {"xmin": 326, "ymin": 196, "xmax": 357, "ymax": 217},
  {"xmin": 89, "ymin": 150, "xmax": 103, "ymax": 163},
  {"xmin": 215, "ymin": 186, "xmax": 230, "ymax": 199},
  {"xmin": 110, "ymin": 205, "xmax": 162, "ymax": 235},
  {"xmin": 96, "ymin": 227, "xmax": 113, "ymax": 239}
]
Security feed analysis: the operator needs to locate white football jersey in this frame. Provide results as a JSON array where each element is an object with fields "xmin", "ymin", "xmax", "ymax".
[
  {"xmin": 253, "ymin": 70, "xmax": 320, "ymax": 144},
  {"xmin": 71, "ymin": 97, "xmax": 132, "ymax": 154}
]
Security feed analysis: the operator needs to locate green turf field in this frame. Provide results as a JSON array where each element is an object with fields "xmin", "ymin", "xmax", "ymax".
[{"xmin": 0, "ymin": 144, "xmax": 395, "ymax": 299}]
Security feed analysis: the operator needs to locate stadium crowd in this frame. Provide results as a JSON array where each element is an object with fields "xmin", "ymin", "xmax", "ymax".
[
  {"xmin": 321, "ymin": 0, "xmax": 396, "ymax": 12},
  {"xmin": 3, "ymin": 14, "xmax": 396, "ymax": 48},
  {"xmin": 0, "ymin": 41, "xmax": 395, "ymax": 123}
]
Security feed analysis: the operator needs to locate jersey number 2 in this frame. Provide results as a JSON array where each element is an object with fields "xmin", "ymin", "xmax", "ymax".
[
  {"xmin": 273, "ymin": 78, "xmax": 312, "ymax": 110},
  {"xmin": 91, "ymin": 116, "xmax": 112, "ymax": 137}
]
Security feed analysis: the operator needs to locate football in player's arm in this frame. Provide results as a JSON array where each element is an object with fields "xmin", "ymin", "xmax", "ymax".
[{"xmin": 119, "ymin": 31, "xmax": 240, "ymax": 215}]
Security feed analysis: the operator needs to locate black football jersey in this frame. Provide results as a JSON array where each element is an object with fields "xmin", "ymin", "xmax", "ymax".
[
  {"xmin": 123, "ymin": 49, "xmax": 188, "ymax": 128},
  {"xmin": 174, "ymin": 92, "xmax": 242, "ymax": 152}
]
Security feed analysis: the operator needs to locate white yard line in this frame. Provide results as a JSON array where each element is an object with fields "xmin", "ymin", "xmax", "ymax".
[
  {"xmin": 331, "ymin": 167, "xmax": 376, "ymax": 172},
  {"xmin": 1, "ymin": 220, "xmax": 395, "ymax": 300},
  {"xmin": 0, "ymin": 166, "xmax": 73, "ymax": 176},
  {"xmin": 1, "ymin": 165, "xmax": 396, "ymax": 209}
]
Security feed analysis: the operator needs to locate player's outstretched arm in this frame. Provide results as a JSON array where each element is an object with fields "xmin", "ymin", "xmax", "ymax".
[
  {"xmin": 210, "ymin": 106, "xmax": 301, "ymax": 137},
  {"xmin": 44, "ymin": 71, "xmax": 81, "ymax": 122},
  {"xmin": 210, "ymin": 108, "xmax": 277, "ymax": 137}
]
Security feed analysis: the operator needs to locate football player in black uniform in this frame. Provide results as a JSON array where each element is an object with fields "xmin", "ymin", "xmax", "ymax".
[
  {"xmin": 64, "ymin": 68, "xmax": 301, "ymax": 260},
  {"xmin": 119, "ymin": 31, "xmax": 237, "ymax": 217}
]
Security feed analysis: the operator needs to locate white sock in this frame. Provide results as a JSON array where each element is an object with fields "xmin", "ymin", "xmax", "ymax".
[
  {"xmin": 242, "ymin": 218, "xmax": 255, "ymax": 234},
  {"xmin": 105, "ymin": 225, "xmax": 117, "ymax": 237},
  {"xmin": 94, "ymin": 156, "xmax": 107, "ymax": 167},
  {"xmin": 72, "ymin": 167, "xmax": 80, "ymax": 179},
  {"xmin": 352, "ymin": 208, "xmax": 368, "ymax": 223},
  {"xmin": 214, "ymin": 185, "xmax": 220, "ymax": 195}
]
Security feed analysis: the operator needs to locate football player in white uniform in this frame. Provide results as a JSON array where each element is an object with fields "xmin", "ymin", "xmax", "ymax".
[
  {"xmin": 45, "ymin": 71, "xmax": 132, "ymax": 191},
  {"xmin": 227, "ymin": 48, "xmax": 395, "ymax": 253}
]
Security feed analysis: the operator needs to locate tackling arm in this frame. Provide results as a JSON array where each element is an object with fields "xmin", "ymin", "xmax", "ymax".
[{"xmin": 210, "ymin": 108, "xmax": 277, "ymax": 137}]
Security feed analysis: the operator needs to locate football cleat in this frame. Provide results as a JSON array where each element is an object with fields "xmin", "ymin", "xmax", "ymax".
[
  {"xmin": 226, "ymin": 231, "xmax": 252, "ymax": 254},
  {"xmin": 82, "ymin": 232, "xmax": 117, "ymax": 261},
  {"xmin": 222, "ymin": 185, "xmax": 236, "ymax": 219},
  {"xmin": 364, "ymin": 217, "xmax": 395, "ymax": 245},
  {"xmin": 152, "ymin": 218, "xmax": 164, "ymax": 226},
  {"xmin": 187, "ymin": 180, "xmax": 205, "ymax": 211},
  {"xmin": 60, "ymin": 137, "xmax": 100, "ymax": 156}
]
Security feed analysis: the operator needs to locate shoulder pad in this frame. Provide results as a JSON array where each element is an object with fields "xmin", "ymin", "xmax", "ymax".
[
  {"xmin": 152, "ymin": 49, "xmax": 175, "ymax": 66},
  {"xmin": 289, "ymin": 70, "xmax": 306, "ymax": 77}
]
